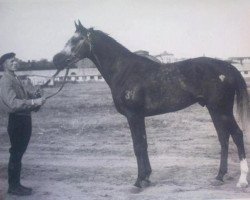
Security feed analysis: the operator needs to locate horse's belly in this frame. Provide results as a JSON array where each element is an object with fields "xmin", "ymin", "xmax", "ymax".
[{"xmin": 144, "ymin": 93, "xmax": 197, "ymax": 116}]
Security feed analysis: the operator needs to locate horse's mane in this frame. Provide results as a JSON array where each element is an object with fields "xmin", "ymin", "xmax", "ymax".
[
  {"xmin": 90, "ymin": 28, "xmax": 131, "ymax": 54},
  {"xmin": 89, "ymin": 28, "xmax": 163, "ymax": 67}
]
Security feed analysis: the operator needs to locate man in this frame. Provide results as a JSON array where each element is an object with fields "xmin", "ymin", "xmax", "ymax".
[{"xmin": 0, "ymin": 53, "xmax": 46, "ymax": 196}]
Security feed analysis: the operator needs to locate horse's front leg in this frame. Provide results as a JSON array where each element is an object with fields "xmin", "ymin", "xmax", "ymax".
[{"xmin": 127, "ymin": 114, "xmax": 152, "ymax": 188}]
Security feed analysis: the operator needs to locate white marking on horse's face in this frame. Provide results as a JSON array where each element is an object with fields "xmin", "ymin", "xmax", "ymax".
[
  {"xmin": 62, "ymin": 33, "xmax": 81, "ymax": 55},
  {"xmin": 63, "ymin": 43, "xmax": 72, "ymax": 55},
  {"xmin": 219, "ymin": 75, "xmax": 225, "ymax": 82},
  {"xmin": 237, "ymin": 159, "xmax": 249, "ymax": 187}
]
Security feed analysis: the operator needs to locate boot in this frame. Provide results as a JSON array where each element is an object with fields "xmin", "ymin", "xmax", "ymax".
[
  {"xmin": 8, "ymin": 184, "xmax": 32, "ymax": 196},
  {"xmin": 8, "ymin": 160, "xmax": 33, "ymax": 195},
  {"xmin": 18, "ymin": 184, "xmax": 33, "ymax": 192},
  {"xmin": 8, "ymin": 160, "xmax": 21, "ymax": 188}
]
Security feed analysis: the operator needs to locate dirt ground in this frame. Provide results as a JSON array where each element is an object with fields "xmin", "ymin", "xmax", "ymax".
[{"xmin": 0, "ymin": 82, "xmax": 250, "ymax": 200}]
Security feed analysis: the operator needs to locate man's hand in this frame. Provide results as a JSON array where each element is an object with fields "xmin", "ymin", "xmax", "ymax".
[
  {"xmin": 34, "ymin": 86, "xmax": 44, "ymax": 98},
  {"xmin": 33, "ymin": 97, "xmax": 46, "ymax": 106}
]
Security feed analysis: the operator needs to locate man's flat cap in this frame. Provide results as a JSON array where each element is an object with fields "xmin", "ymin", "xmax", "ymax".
[{"xmin": 0, "ymin": 52, "xmax": 16, "ymax": 66}]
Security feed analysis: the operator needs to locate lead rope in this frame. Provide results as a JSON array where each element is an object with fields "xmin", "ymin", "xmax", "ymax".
[
  {"xmin": 40, "ymin": 69, "xmax": 61, "ymax": 88},
  {"xmin": 44, "ymin": 67, "xmax": 70, "ymax": 100}
]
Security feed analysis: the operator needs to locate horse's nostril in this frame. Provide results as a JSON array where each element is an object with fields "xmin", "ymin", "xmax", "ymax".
[{"xmin": 66, "ymin": 58, "xmax": 71, "ymax": 63}]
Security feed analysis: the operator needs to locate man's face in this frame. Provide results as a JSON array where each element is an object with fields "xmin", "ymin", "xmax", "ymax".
[{"xmin": 4, "ymin": 57, "xmax": 19, "ymax": 72}]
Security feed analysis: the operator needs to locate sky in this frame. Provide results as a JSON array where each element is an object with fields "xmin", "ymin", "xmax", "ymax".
[{"xmin": 0, "ymin": 0, "xmax": 250, "ymax": 61}]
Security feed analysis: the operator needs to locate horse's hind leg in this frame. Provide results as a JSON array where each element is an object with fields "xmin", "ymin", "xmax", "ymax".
[
  {"xmin": 127, "ymin": 114, "xmax": 152, "ymax": 188},
  {"xmin": 229, "ymin": 118, "xmax": 248, "ymax": 187},
  {"xmin": 208, "ymin": 108, "xmax": 230, "ymax": 182},
  {"xmin": 208, "ymin": 108, "xmax": 248, "ymax": 187}
]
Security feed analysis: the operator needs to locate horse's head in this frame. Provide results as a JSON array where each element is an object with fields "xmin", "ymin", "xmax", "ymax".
[{"xmin": 53, "ymin": 20, "xmax": 92, "ymax": 70}]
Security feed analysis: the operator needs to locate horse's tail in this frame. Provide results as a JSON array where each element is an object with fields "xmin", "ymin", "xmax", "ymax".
[{"xmin": 234, "ymin": 66, "xmax": 249, "ymax": 133}]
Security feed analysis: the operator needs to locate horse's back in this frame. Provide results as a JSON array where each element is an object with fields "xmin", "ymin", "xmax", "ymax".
[
  {"xmin": 174, "ymin": 57, "xmax": 243, "ymax": 109},
  {"xmin": 113, "ymin": 56, "xmax": 243, "ymax": 116}
]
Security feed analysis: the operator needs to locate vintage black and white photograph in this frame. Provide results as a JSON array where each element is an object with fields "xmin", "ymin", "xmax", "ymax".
[{"xmin": 0, "ymin": 0, "xmax": 250, "ymax": 199}]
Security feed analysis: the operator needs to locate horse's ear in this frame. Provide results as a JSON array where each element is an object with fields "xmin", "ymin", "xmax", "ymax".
[
  {"xmin": 78, "ymin": 20, "xmax": 88, "ymax": 35},
  {"xmin": 74, "ymin": 21, "xmax": 79, "ymax": 31}
]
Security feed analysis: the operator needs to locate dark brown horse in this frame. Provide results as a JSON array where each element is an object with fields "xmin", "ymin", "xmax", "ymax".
[{"xmin": 53, "ymin": 21, "xmax": 249, "ymax": 188}]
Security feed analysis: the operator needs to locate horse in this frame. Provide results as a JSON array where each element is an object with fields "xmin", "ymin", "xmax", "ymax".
[{"xmin": 53, "ymin": 20, "xmax": 249, "ymax": 188}]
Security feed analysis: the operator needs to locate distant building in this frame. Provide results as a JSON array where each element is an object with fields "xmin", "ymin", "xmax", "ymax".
[
  {"xmin": 155, "ymin": 51, "xmax": 176, "ymax": 63},
  {"xmin": 227, "ymin": 57, "xmax": 250, "ymax": 78},
  {"xmin": 134, "ymin": 50, "xmax": 161, "ymax": 63}
]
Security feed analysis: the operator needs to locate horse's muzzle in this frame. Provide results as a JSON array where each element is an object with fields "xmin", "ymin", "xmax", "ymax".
[{"xmin": 53, "ymin": 53, "xmax": 71, "ymax": 69}]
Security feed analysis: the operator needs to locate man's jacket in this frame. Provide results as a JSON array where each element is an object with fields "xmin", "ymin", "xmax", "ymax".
[{"xmin": 0, "ymin": 72, "xmax": 36, "ymax": 115}]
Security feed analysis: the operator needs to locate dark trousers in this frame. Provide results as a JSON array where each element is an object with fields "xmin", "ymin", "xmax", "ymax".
[{"xmin": 8, "ymin": 113, "xmax": 32, "ymax": 187}]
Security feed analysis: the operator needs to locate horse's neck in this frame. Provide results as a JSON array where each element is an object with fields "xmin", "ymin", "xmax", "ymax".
[{"xmin": 90, "ymin": 42, "xmax": 131, "ymax": 86}]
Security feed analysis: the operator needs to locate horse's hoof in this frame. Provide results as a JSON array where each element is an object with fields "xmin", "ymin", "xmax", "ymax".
[
  {"xmin": 134, "ymin": 179, "xmax": 151, "ymax": 188},
  {"xmin": 141, "ymin": 179, "xmax": 151, "ymax": 188},
  {"xmin": 134, "ymin": 179, "xmax": 142, "ymax": 188},
  {"xmin": 129, "ymin": 186, "xmax": 142, "ymax": 194},
  {"xmin": 223, "ymin": 174, "xmax": 234, "ymax": 181},
  {"xmin": 237, "ymin": 181, "xmax": 248, "ymax": 188},
  {"xmin": 215, "ymin": 175, "xmax": 224, "ymax": 182},
  {"xmin": 211, "ymin": 179, "xmax": 224, "ymax": 186}
]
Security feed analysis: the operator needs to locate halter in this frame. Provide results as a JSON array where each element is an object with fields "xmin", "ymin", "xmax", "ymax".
[
  {"xmin": 71, "ymin": 32, "xmax": 103, "ymax": 71},
  {"xmin": 44, "ymin": 32, "xmax": 102, "ymax": 100},
  {"xmin": 72, "ymin": 34, "xmax": 91, "ymax": 58},
  {"xmin": 42, "ymin": 33, "xmax": 91, "ymax": 99},
  {"xmin": 41, "ymin": 38, "xmax": 86, "ymax": 99}
]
